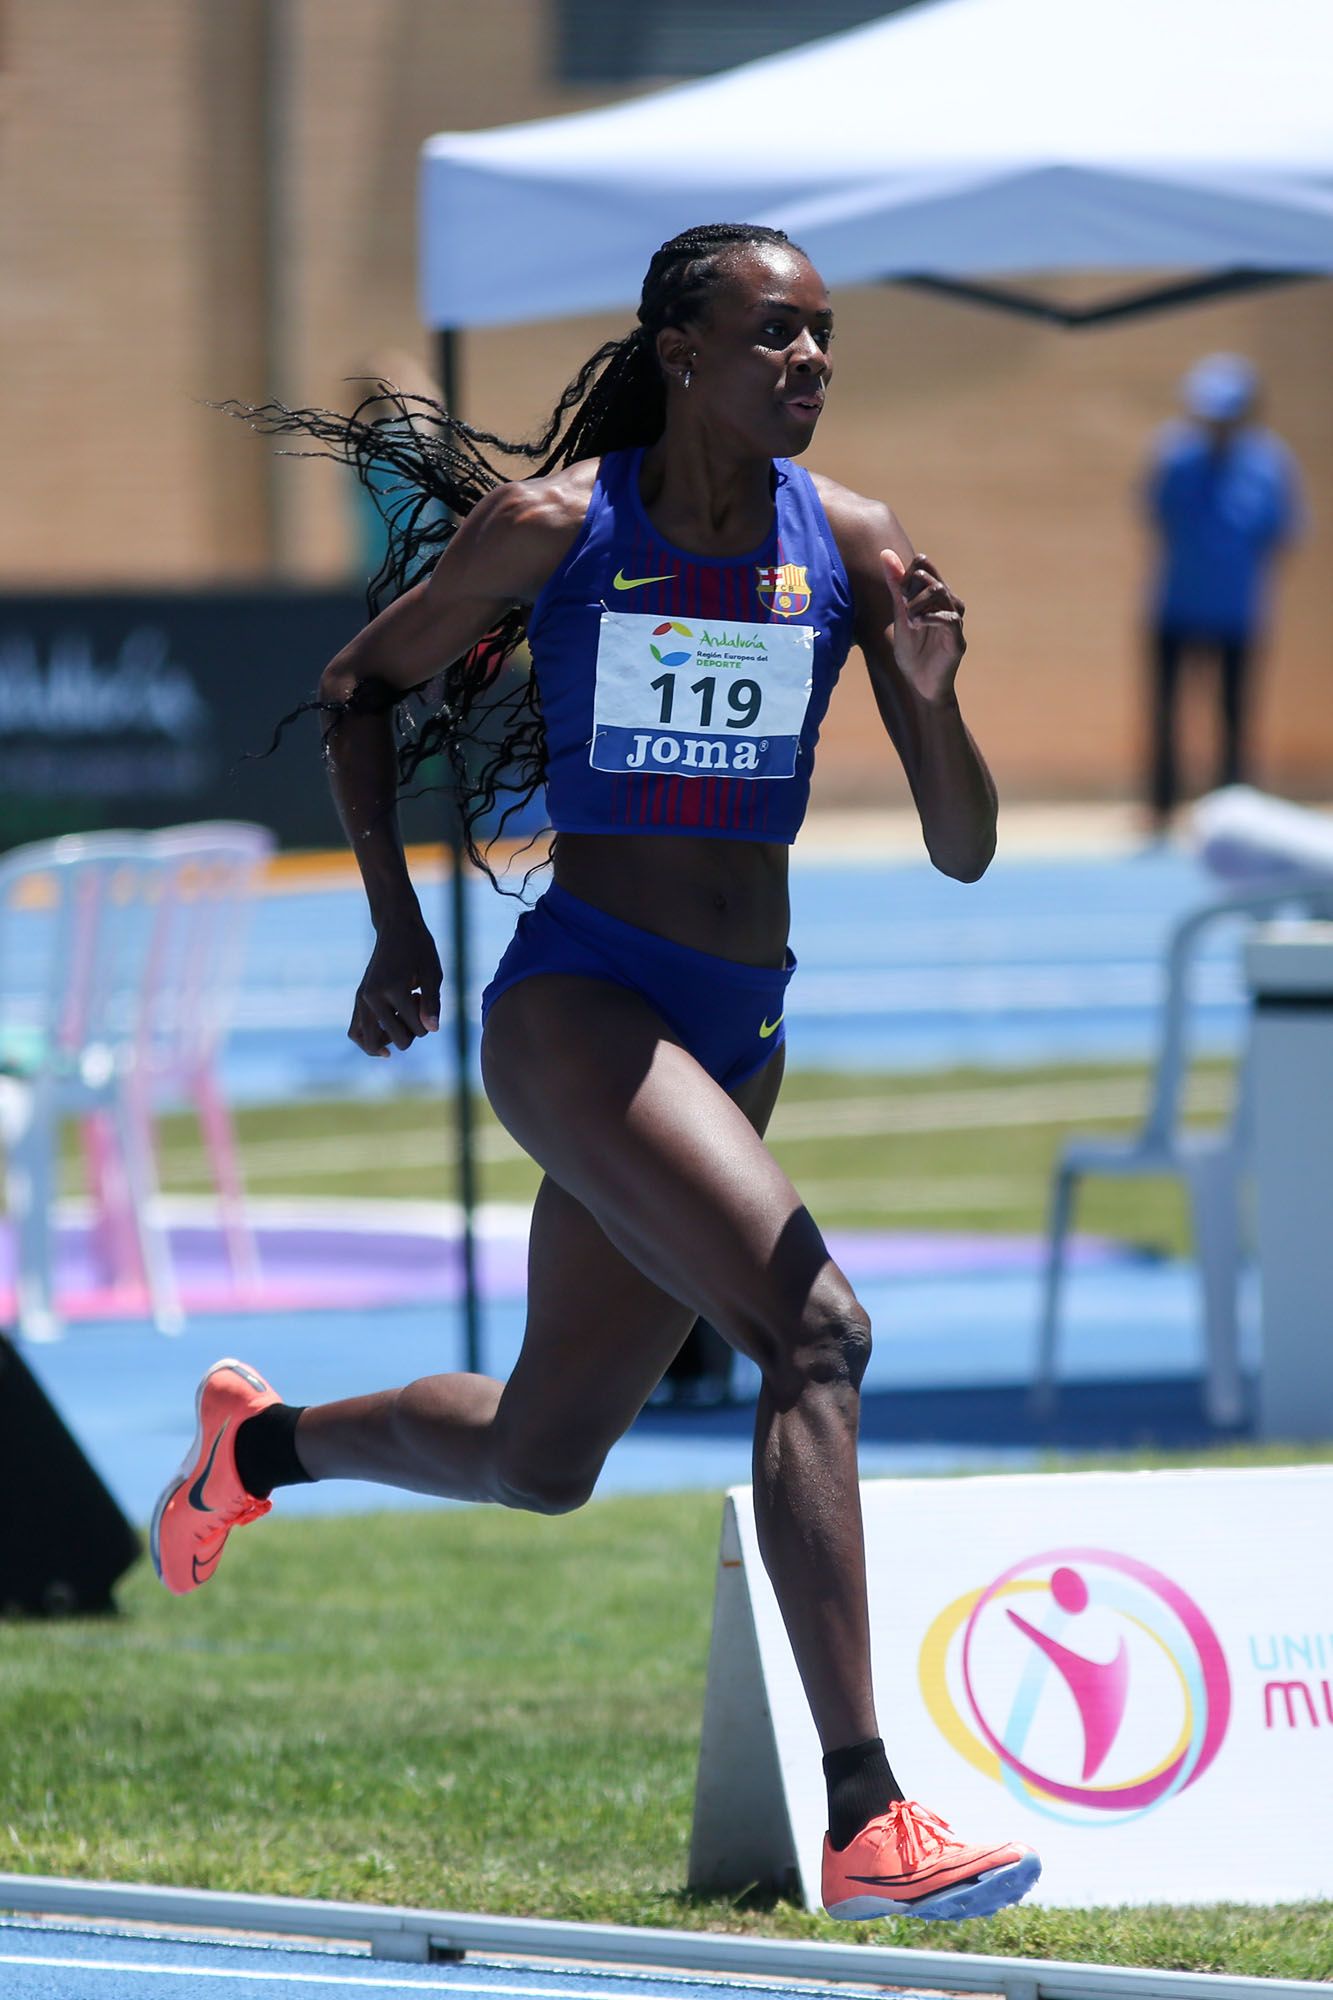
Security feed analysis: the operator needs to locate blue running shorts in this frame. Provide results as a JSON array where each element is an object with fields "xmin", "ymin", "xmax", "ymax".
[{"xmin": 480, "ymin": 882, "xmax": 794, "ymax": 1091}]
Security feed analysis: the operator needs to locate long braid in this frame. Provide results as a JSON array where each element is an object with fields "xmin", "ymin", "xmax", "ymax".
[{"xmin": 239, "ymin": 222, "xmax": 801, "ymax": 885}]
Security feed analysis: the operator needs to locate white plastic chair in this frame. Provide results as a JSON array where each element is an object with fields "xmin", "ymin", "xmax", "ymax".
[
  {"xmin": 0, "ymin": 833, "xmax": 183, "ymax": 1339},
  {"xmin": 0, "ymin": 822, "xmax": 273, "ymax": 1340},
  {"xmin": 135, "ymin": 822, "xmax": 274, "ymax": 1294},
  {"xmin": 1032, "ymin": 879, "xmax": 1333, "ymax": 1427}
]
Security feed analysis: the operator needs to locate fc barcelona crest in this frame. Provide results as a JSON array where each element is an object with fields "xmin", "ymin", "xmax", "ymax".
[{"xmin": 755, "ymin": 562, "xmax": 811, "ymax": 619}]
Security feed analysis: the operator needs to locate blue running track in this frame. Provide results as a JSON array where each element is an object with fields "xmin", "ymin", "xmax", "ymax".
[
  {"xmin": 0, "ymin": 1924, "xmax": 943, "ymax": 2000},
  {"xmin": 221, "ymin": 845, "xmax": 1247, "ymax": 1100}
]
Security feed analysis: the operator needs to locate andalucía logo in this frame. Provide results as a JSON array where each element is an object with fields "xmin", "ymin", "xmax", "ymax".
[
  {"xmin": 919, "ymin": 1548, "xmax": 1231, "ymax": 1826},
  {"xmin": 650, "ymin": 621, "xmax": 693, "ymax": 666},
  {"xmin": 755, "ymin": 563, "xmax": 811, "ymax": 618}
]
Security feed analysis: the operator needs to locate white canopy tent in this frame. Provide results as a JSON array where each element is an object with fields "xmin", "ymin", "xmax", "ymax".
[{"xmin": 420, "ymin": 0, "xmax": 1333, "ymax": 332}]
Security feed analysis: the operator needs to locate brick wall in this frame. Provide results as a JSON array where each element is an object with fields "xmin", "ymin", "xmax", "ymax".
[
  {"xmin": 2, "ymin": 1, "xmax": 207, "ymax": 578},
  {"xmin": 2, "ymin": 0, "xmax": 1328, "ymax": 798}
]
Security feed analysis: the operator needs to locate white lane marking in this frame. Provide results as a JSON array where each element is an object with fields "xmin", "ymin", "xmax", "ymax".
[
  {"xmin": 149, "ymin": 1071, "xmax": 1233, "ymax": 1185},
  {"xmin": 0, "ymin": 1953, "xmax": 882, "ymax": 2000},
  {"xmin": 0, "ymin": 1940, "xmax": 889, "ymax": 2000},
  {"xmin": 770, "ymin": 1071, "xmax": 1230, "ymax": 1139},
  {"xmin": 789, "ymin": 1175, "xmax": 1041, "ymax": 1211},
  {"xmin": 793, "ymin": 960, "xmax": 1242, "ymax": 1013},
  {"xmin": 224, "ymin": 956, "xmax": 1246, "ymax": 1032},
  {"xmin": 2, "ymin": 1951, "xmax": 442, "ymax": 1990},
  {"xmin": 151, "ymin": 1126, "xmax": 526, "ymax": 1176},
  {"xmin": 0, "ymin": 1955, "xmax": 860, "ymax": 2000}
]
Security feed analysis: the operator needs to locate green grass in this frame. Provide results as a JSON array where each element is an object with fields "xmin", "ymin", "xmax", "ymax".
[
  {"xmin": 1, "ymin": 1486, "xmax": 1330, "ymax": 1978},
  {"xmin": 57, "ymin": 1059, "xmax": 1237, "ymax": 1252}
]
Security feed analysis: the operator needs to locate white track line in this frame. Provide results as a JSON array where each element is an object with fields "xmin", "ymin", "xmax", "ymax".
[
  {"xmin": 786, "ymin": 1176, "xmax": 1041, "ymax": 1211},
  {"xmin": 768, "ymin": 1073, "xmax": 1230, "ymax": 1139},
  {"xmin": 149, "ymin": 1074, "xmax": 1232, "ymax": 1184},
  {"xmin": 0, "ymin": 1957, "xmax": 756, "ymax": 1998}
]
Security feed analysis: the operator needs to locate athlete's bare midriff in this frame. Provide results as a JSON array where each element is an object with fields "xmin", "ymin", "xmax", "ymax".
[{"xmin": 551, "ymin": 831, "xmax": 790, "ymax": 967}]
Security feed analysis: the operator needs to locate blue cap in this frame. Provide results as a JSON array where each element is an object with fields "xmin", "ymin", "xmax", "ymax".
[{"xmin": 1183, "ymin": 353, "xmax": 1257, "ymax": 423}]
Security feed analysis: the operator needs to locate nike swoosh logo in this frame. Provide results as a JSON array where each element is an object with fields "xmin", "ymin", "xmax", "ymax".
[
  {"xmin": 759, "ymin": 1016, "xmax": 784, "ymax": 1038},
  {"xmin": 612, "ymin": 568, "xmax": 675, "ymax": 591},
  {"xmin": 188, "ymin": 1421, "xmax": 230, "ymax": 1513},
  {"xmin": 848, "ymin": 1847, "xmax": 1007, "ymax": 1889}
]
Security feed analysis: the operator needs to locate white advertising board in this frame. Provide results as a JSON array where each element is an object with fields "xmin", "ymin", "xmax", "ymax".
[{"xmin": 689, "ymin": 1468, "xmax": 1333, "ymax": 1910}]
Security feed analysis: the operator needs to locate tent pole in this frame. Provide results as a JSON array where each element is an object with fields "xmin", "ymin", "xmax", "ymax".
[
  {"xmin": 434, "ymin": 326, "xmax": 482, "ymax": 1379},
  {"xmin": 436, "ymin": 327, "xmax": 461, "ymax": 418}
]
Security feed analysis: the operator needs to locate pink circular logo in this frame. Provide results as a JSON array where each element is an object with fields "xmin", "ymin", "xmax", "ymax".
[{"xmin": 919, "ymin": 1547, "xmax": 1231, "ymax": 1825}]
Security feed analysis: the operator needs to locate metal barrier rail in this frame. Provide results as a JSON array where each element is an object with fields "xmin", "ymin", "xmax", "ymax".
[{"xmin": 0, "ymin": 1874, "xmax": 1322, "ymax": 2000}]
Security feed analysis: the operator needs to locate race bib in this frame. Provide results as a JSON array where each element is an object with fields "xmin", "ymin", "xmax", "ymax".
[{"xmin": 590, "ymin": 610, "xmax": 814, "ymax": 780}]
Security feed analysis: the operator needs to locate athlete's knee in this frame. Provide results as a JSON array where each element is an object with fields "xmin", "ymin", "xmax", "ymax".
[
  {"xmin": 492, "ymin": 1446, "xmax": 599, "ymax": 1517},
  {"xmin": 751, "ymin": 1289, "xmax": 872, "ymax": 1407},
  {"xmin": 802, "ymin": 1301, "xmax": 873, "ymax": 1393}
]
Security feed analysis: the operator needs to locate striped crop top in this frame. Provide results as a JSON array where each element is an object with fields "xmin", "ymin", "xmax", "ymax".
[{"xmin": 526, "ymin": 446, "xmax": 855, "ymax": 842}]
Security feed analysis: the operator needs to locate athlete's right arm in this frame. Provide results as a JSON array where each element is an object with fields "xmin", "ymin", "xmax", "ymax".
[{"xmin": 318, "ymin": 473, "xmax": 586, "ymax": 1057}]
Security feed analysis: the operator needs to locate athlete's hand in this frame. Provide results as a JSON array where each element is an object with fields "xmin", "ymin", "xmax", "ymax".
[
  {"xmin": 882, "ymin": 551, "xmax": 967, "ymax": 704},
  {"xmin": 349, "ymin": 912, "xmax": 443, "ymax": 1057}
]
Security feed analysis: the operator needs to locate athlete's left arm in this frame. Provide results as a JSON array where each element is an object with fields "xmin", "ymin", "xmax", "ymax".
[{"xmin": 815, "ymin": 477, "xmax": 997, "ymax": 883}]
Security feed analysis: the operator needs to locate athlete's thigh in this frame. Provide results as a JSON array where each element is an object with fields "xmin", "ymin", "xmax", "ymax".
[
  {"xmin": 489, "ymin": 1024, "xmax": 787, "ymax": 1482},
  {"xmin": 482, "ymin": 973, "xmax": 837, "ymax": 1354}
]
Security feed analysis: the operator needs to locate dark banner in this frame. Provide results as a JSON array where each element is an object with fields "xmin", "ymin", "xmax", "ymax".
[{"xmin": 0, "ymin": 588, "xmax": 398, "ymax": 852}]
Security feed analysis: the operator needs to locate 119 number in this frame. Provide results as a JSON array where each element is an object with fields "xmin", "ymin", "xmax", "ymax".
[{"xmin": 648, "ymin": 673, "xmax": 762, "ymax": 730}]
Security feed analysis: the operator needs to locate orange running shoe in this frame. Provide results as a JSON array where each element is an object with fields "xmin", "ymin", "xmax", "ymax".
[
  {"xmin": 822, "ymin": 1799, "xmax": 1040, "ymax": 1922},
  {"xmin": 151, "ymin": 1358, "xmax": 280, "ymax": 1596}
]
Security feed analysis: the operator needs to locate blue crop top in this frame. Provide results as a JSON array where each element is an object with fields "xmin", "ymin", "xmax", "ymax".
[{"xmin": 526, "ymin": 447, "xmax": 855, "ymax": 842}]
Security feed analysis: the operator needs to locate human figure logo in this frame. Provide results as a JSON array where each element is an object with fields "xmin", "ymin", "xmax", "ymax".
[{"xmin": 919, "ymin": 1547, "xmax": 1231, "ymax": 1825}]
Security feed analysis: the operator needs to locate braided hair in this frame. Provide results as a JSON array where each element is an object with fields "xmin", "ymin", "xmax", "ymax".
[{"xmin": 242, "ymin": 222, "xmax": 803, "ymax": 882}]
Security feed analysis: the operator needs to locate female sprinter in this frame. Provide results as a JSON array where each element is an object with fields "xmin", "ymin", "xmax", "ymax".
[{"xmin": 152, "ymin": 224, "xmax": 1040, "ymax": 1923}]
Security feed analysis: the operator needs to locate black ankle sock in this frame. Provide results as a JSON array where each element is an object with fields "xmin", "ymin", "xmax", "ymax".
[
  {"xmin": 823, "ymin": 1737, "xmax": 905, "ymax": 1850},
  {"xmin": 234, "ymin": 1403, "xmax": 313, "ymax": 1499}
]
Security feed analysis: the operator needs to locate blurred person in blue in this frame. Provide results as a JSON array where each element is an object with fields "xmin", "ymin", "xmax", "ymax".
[{"xmin": 1143, "ymin": 352, "xmax": 1304, "ymax": 834}]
